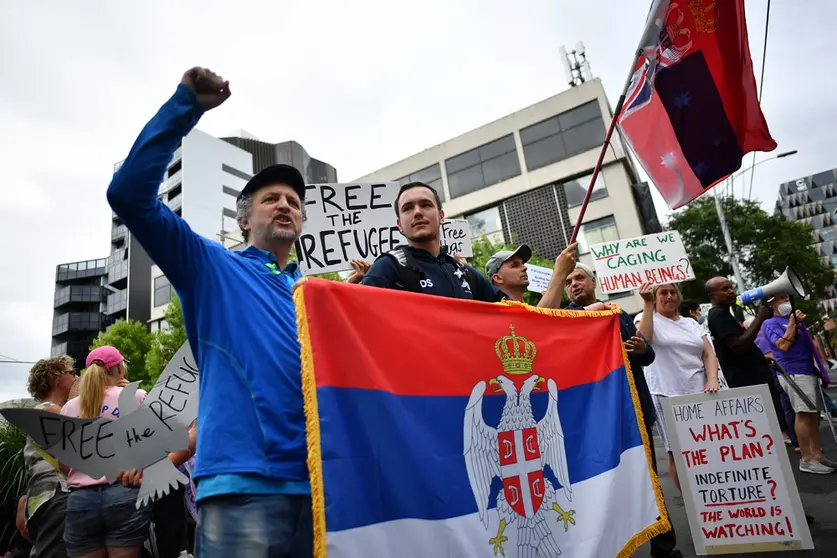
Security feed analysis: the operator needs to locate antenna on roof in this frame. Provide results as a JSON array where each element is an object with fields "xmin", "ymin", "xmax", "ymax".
[{"xmin": 561, "ymin": 42, "xmax": 593, "ymax": 87}]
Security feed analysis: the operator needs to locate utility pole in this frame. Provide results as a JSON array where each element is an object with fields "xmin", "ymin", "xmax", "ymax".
[
  {"xmin": 714, "ymin": 189, "xmax": 747, "ymax": 291},
  {"xmin": 713, "ymin": 150, "xmax": 799, "ymax": 293}
]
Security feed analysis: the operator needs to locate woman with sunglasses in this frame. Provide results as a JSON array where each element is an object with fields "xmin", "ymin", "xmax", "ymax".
[{"xmin": 21, "ymin": 355, "xmax": 79, "ymax": 558}]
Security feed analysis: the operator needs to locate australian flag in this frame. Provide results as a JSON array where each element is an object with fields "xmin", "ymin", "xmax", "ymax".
[{"xmin": 618, "ymin": 0, "xmax": 777, "ymax": 209}]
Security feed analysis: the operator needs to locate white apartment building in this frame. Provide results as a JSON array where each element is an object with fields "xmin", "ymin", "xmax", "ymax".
[
  {"xmin": 354, "ymin": 78, "xmax": 659, "ymax": 314},
  {"xmin": 106, "ymin": 129, "xmax": 254, "ymax": 333}
]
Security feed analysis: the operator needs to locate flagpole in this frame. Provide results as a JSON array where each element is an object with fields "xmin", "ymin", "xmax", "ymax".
[{"xmin": 569, "ymin": 0, "xmax": 667, "ymax": 244}]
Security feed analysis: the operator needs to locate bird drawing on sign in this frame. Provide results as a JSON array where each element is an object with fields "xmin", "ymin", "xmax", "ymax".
[{"xmin": 0, "ymin": 343, "xmax": 199, "ymax": 508}]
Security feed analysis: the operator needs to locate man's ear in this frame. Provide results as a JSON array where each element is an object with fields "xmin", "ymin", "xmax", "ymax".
[
  {"xmin": 439, "ymin": 209, "xmax": 445, "ymax": 222},
  {"xmin": 396, "ymin": 216, "xmax": 403, "ymax": 235},
  {"xmin": 492, "ymin": 273, "xmax": 502, "ymax": 286}
]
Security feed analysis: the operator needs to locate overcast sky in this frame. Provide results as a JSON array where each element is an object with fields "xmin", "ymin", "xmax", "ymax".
[{"xmin": 1, "ymin": 0, "xmax": 834, "ymax": 401}]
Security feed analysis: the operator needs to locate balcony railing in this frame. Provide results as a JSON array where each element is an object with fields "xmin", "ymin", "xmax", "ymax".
[
  {"xmin": 159, "ymin": 169, "xmax": 182, "ymax": 196},
  {"xmin": 111, "ymin": 224, "xmax": 128, "ymax": 242},
  {"xmin": 106, "ymin": 290, "xmax": 128, "ymax": 315},
  {"xmin": 54, "ymin": 285, "xmax": 104, "ymax": 308},
  {"xmin": 167, "ymin": 193, "xmax": 183, "ymax": 212},
  {"xmin": 52, "ymin": 312, "xmax": 105, "ymax": 336}
]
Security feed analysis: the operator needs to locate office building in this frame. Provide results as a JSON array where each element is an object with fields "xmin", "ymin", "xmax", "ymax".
[
  {"xmin": 354, "ymin": 78, "xmax": 660, "ymax": 314},
  {"xmin": 222, "ymin": 135, "xmax": 338, "ymax": 186},
  {"xmin": 51, "ymin": 257, "xmax": 109, "ymax": 364},
  {"xmin": 775, "ymin": 167, "xmax": 837, "ymax": 310},
  {"xmin": 53, "ymin": 129, "xmax": 335, "ymax": 361}
]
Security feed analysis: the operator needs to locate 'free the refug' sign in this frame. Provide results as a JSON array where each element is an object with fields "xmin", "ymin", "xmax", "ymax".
[
  {"xmin": 589, "ymin": 231, "xmax": 694, "ymax": 293},
  {"xmin": 294, "ymin": 182, "xmax": 471, "ymax": 274},
  {"xmin": 663, "ymin": 386, "xmax": 812, "ymax": 555}
]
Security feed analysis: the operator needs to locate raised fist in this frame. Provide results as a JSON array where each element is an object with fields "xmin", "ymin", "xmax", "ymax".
[{"xmin": 181, "ymin": 67, "xmax": 231, "ymax": 111}]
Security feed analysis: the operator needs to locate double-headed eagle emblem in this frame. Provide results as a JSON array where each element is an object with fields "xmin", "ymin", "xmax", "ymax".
[{"xmin": 464, "ymin": 325, "xmax": 576, "ymax": 556}]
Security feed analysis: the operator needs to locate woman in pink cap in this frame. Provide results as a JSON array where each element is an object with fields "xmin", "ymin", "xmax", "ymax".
[{"xmin": 59, "ymin": 346, "xmax": 152, "ymax": 558}]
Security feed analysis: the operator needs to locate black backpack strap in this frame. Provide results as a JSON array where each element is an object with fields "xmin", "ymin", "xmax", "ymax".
[{"xmin": 381, "ymin": 248, "xmax": 424, "ymax": 292}]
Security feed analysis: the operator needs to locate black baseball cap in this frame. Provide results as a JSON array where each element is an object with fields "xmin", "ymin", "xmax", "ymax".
[{"xmin": 238, "ymin": 164, "xmax": 306, "ymax": 202}]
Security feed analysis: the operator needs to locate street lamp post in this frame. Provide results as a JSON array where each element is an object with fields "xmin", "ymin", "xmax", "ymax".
[{"xmin": 714, "ymin": 150, "xmax": 798, "ymax": 292}]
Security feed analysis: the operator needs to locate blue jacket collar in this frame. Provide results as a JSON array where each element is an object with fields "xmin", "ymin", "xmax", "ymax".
[{"xmin": 240, "ymin": 245, "xmax": 300, "ymax": 275}]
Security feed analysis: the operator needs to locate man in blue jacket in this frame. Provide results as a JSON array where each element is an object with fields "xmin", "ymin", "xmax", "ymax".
[{"xmin": 108, "ymin": 67, "xmax": 311, "ymax": 557}]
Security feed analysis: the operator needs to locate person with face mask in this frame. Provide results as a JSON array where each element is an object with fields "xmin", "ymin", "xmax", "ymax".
[{"xmin": 762, "ymin": 295, "xmax": 836, "ymax": 474}]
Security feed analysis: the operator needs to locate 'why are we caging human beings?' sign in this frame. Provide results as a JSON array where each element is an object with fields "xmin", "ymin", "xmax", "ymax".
[
  {"xmin": 294, "ymin": 182, "xmax": 472, "ymax": 275},
  {"xmin": 663, "ymin": 386, "xmax": 812, "ymax": 555},
  {"xmin": 589, "ymin": 231, "xmax": 694, "ymax": 293}
]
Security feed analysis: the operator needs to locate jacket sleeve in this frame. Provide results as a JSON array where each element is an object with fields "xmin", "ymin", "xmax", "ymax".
[
  {"xmin": 622, "ymin": 314, "xmax": 656, "ymax": 366},
  {"xmin": 106, "ymin": 84, "xmax": 218, "ymax": 291},
  {"xmin": 360, "ymin": 255, "xmax": 399, "ymax": 289},
  {"xmin": 467, "ymin": 265, "xmax": 507, "ymax": 302}
]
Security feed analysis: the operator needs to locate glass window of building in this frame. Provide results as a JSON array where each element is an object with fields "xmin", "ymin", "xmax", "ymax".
[
  {"xmin": 820, "ymin": 226, "xmax": 837, "ymax": 242},
  {"xmin": 812, "ymin": 170, "xmax": 836, "ymax": 189},
  {"xmin": 520, "ymin": 101, "xmax": 606, "ymax": 172},
  {"xmin": 154, "ymin": 275, "xmax": 172, "ymax": 307},
  {"xmin": 578, "ymin": 215, "xmax": 619, "ymax": 255},
  {"xmin": 563, "ymin": 172, "xmax": 608, "ymax": 208},
  {"xmin": 396, "ymin": 164, "xmax": 444, "ymax": 198},
  {"xmin": 466, "ymin": 206, "xmax": 505, "ymax": 244},
  {"xmin": 445, "ymin": 135, "xmax": 521, "ymax": 198},
  {"xmin": 809, "ymin": 188, "xmax": 826, "ymax": 202}
]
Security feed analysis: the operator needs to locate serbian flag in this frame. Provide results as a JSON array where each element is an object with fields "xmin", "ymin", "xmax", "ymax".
[
  {"xmin": 294, "ymin": 279, "xmax": 669, "ymax": 557},
  {"xmin": 617, "ymin": 0, "xmax": 776, "ymax": 209}
]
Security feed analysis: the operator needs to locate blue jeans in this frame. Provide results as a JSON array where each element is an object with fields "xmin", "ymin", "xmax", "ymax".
[
  {"xmin": 64, "ymin": 484, "xmax": 151, "ymax": 557},
  {"xmin": 196, "ymin": 494, "xmax": 313, "ymax": 557}
]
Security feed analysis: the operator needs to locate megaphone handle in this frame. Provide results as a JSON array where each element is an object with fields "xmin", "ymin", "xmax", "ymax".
[{"xmin": 789, "ymin": 295, "xmax": 803, "ymax": 327}]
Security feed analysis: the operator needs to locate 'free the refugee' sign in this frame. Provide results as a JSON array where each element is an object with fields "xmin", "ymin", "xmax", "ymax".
[
  {"xmin": 294, "ymin": 182, "xmax": 471, "ymax": 274},
  {"xmin": 589, "ymin": 231, "xmax": 694, "ymax": 293}
]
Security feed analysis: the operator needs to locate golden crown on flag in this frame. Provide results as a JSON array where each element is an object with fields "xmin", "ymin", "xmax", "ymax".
[
  {"xmin": 494, "ymin": 324, "xmax": 537, "ymax": 375},
  {"xmin": 687, "ymin": 0, "xmax": 718, "ymax": 34}
]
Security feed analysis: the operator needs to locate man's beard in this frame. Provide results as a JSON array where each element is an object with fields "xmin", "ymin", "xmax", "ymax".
[
  {"xmin": 405, "ymin": 231, "xmax": 436, "ymax": 243},
  {"xmin": 260, "ymin": 216, "xmax": 300, "ymax": 243}
]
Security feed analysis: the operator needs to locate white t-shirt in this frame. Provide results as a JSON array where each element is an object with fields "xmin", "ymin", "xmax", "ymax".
[{"xmin": 644, "ymin": 312, "xmax": 708, "ymax": 396}]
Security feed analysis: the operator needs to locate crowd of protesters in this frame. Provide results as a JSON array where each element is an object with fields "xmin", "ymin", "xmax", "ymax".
[{"xmin": 6, "ymin": 66, "xmax": 835, "ymax": 558}]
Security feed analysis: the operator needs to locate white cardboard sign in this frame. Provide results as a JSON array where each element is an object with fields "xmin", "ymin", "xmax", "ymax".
[
  {"xmin": 293, "ymin": 182, "xmax": 471, "ymax": 274},
  {"xmin": 662, "ymin": 386, "xmax": 813, "ymax": 554},
  {"xmin": 589, "ymin": 231, "xmax": 694, "ymax": 293},
  {"xmin": 0, "ymin": 343, "xmax": 199, "ymax": 508},
  {"xmin": 525, "ymin": 264, "xmax": 553, "ymax": 294}
]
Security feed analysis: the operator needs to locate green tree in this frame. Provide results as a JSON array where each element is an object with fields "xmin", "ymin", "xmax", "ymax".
[
  {"xmin": 0, "ymin": 414, "xmax": 27, "ymax": 553},
  {"xmin": 145, "ymin": 294, "xmax": 189, "ymax": 386},
  {"xmin": 466, "ymin": 236, "xmax": 569, "ymax": 307},
  {"xmin": 668, "ymin": 196, "xmax": 835, "ymax": 327},
  {"xmin": 90, "ymin": 319, "xmax": 154, "ymax": 389}
]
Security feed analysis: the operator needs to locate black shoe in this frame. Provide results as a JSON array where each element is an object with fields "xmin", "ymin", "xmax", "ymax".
[
  {"xmin": 806, "ymin": 513, "xmax": 814, "ymax": 524},
  {"xmin": 651, "ymin": 551, "xmax": 683, "ymax": 558}
]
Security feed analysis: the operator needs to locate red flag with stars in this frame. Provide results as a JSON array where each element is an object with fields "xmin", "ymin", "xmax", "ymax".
[{"xmin": 617, "ymin": 0, "xmax": 776, "ymax": 209}]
